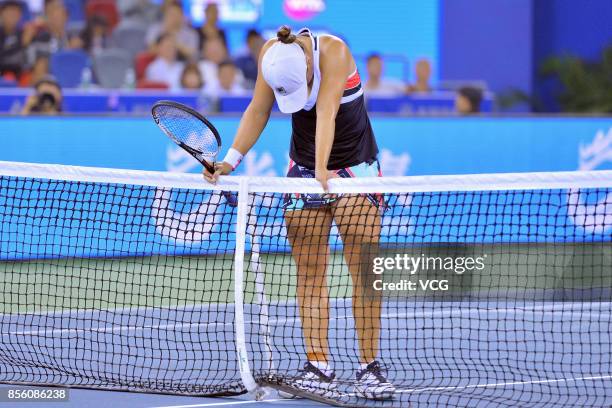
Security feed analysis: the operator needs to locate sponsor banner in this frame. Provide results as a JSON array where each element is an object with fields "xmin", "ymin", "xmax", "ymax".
[{"xmin": 0, "ymin": 117, "xmax": 610, "ymax": 260}]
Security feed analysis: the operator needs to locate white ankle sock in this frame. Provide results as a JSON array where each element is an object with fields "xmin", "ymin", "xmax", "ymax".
[{"xmin": 360, "ymin": 362, "xmax": 372, "ymax": 371}]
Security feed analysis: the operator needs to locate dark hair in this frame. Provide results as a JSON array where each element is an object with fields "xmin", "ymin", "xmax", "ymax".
[
  {"xmin": 0, "ymin": 1, "xmax": 24, "ymax": 11},
  {"xmin": 79, "ymin": 14, "xmax": 109, "ymax": 50},
  {"xmin": 44, "ymin": 0, "xmax": 61, "ymax": 8},
  {"xmin": 180, "ymin": 63, "xmax": 203, "ymax": 88},
  {"xmin": 34, "ymin": 75, "xmax": 61, "ymax": 92},
  {"xmin": 246, "ymin": 28, "xmax": 261, "ymax": 41},
  {"xmin": 458, "ymin": 86, "xmax": 483, "ymax": 113},
  {"xmin": 218, "ymin": 59, "xmax": 235, "ymax": 70},
  {"xmin": 366, "ymin": 53, "xmax": 382, "ymax": 63},
  {"xmin": 276, "ymin": 25, "xmax": 296, "ymax": 44}
]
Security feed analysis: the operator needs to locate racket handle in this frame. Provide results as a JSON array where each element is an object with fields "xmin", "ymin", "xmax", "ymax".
[{"xmin": 222, "ymin": 191, "xmax": 238, "ymax": 207}]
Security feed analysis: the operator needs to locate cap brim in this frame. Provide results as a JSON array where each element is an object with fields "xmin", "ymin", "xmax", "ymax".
[{"xmin": 274, "ymin": 81, "xmax": 308, "ymax": 114}]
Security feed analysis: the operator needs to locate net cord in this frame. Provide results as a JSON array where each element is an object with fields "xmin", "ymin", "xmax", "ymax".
[
  {"xmin": 234, "ymin": 178, "xmax": 258, "ymax": 392},
  {"xmin": 244, "ymin": 170, "xmax": 612, "ymax": 193},
  {"xmin": 1, "ymin": 160, "xmax": 610, "ymax": 194}
]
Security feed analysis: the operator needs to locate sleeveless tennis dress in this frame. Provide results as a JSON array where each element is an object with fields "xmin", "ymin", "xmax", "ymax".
[{"xmin": 283, "ymin": 28, "xmax": 384, "ymax": 211}]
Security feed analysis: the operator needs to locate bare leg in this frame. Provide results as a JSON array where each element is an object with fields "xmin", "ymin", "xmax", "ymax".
[
  {"xmin": 285, "ymin": 207, "xmax": 333, "ymax": 363},
  {"xmin": 332, "ymin": 195, "xmax": 381, "ymax": 364}
]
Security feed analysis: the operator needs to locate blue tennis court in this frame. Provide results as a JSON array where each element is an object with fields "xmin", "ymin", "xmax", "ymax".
[
  {"xmin": 3, "ymin": 297, "xmax": 612, "ymax": 407},
  {"xmin": 1, "ymin": 0, "xmax": 611, "ymax": 405}
]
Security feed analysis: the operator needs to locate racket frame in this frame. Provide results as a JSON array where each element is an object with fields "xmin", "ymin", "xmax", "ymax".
[
  {"xmin": 151, "ymin": 100, "xmax": 237, "ymax": 206},
  {"xmin": 152, "ymin": 100, "xmax": 222, "ymax": 174}
]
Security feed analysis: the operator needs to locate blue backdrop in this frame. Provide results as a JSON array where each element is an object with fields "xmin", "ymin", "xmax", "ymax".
[
  {"xmin": 1, "ymin": 115, "xmax": 611, "ymax": 260},
  {"xmin": 1, "ymin": 116, "xmax": 610, "ymax": 175}
]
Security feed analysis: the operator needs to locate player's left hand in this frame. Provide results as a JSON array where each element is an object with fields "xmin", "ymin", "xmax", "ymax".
[{"xmin": 315, "ymin": 167, "xmax": 338, "ymax": 193}]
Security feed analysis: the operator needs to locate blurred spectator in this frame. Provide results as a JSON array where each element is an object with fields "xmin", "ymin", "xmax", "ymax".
[
  {"xmin": 119, "ymin": 0, "xmax": 159, "ymax": 25},
  {"xmin": 145, "ymin": 33, "xmax": 183, "ymax": 90},
  {"xmin": 78, "ymin": 15, "xmax": 109, "ymax": 56},
  {"xmin": 180, "ymin": 62, "xmax": 203, "ymax": 90},
  {"xmin": 234, "ymin": 28, "xmax": 264, "ymax": 87},
  {"xmin": 198, "ymin": 35, "xmax": 227, "ymax": 88},
  {"xmin": 206, "ymin": 60, "xmax": 247, "ymax": 97},
  {"xmin": 219, "ymin": 60, "xmax": 245, "ymax": 95},
  {"xmin": 18, "ymin": 54, "xmax": 49, "ymax": 86},
  {"xmin": 0, "ymin": 0, "xmax": 28, "ymax": 76},
  {"xmin": 406, "ymin": 58, "xmax": 432, "ymax": 93},
  {"xmin": 21, "ymin": 74, "xmax": 63, "ymax": 114},
  {"xmin": 197, "ymin": 2, "xmax": 226, "ymax": 51},
  {"xmin": 146, "ymin": 1, "xmax": 198, "ymax": 60},
  {"xmin": 28, "ymin": 0, "xmax": 79, "ymax": 60},
  {"xmin": 455, "ymin": 86, "xmax": 483, "ymax": 114},
  {"xmin": 364, "ymin": 53, "xmax": 404, "ymax": 96}
]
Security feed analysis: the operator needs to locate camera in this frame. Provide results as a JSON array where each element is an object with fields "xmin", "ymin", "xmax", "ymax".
[{"xmin": 31, "ymin": 91, "xmax": 59, "ymax": 113}]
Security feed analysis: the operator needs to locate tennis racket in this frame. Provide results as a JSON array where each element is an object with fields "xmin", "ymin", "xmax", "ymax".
[{"xmin": 151, "ymin": 100, "xmax": 238, "ymax": 206}]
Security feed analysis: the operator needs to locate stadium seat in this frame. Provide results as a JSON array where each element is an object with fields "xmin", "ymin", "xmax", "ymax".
[
  {"xmin": 50, "ymin": 50, "xmax": 90, "ymax": 88},
  {"xmin": 85, "ymin": 0, "xmax": 119, "ymax": 30},
  {"xmin": 65, "ymin": 0, "xmax": 85, "ymax": 23},
  {"xmin": 136, "ymin": 80, "xmax": 169, "ymax": 90},
  {"xmin": 93, "ymin": 48, "xmax": 132, "ymax": 89},
  {"xmin": 134, "ymin": 51, "xmax": 156, "ymax": 80},
  {"xmin": 111, "ymin": 21, "xmax": 147, "ymax": 58}
]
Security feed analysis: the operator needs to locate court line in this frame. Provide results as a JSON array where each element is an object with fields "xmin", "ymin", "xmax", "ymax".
[
  {"xmin": 150, "ymin": 374, "xmax": 612, "ymax": 407},
  {"xmin": 393, "ymin": 373, "xmax": 612, "ymax": 395},
  {"xmin": 0, "ymin": 302, "xmax": 233, "ymax": 318},
  {"xmin": 4, "ymin": 302, "xmax": 612, "ymax": 337},
  {"xmin": 2, "ymin": 295, "xmax": 609, "ymax": 319},
  {"xmin": 150, "ymin": 398, "xmax": 286, "ymax": 408}
]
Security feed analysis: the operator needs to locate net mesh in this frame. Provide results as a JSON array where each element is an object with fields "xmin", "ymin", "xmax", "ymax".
[
  {"xmin": 1, "ymin": 161, "xmax": 611, "ymax": 407},
  {"xmin": 0, "ymin": 166, "xmax": 244, "ymax": 396},
  {"xmin": 244, "ymin": 186, "xmax": 612, "ymax": 407}
]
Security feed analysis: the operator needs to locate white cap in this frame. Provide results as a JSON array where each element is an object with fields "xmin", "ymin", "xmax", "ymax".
[{"xmin": 261, "ymin": 41, "xmax": 308, "ymax": 114}]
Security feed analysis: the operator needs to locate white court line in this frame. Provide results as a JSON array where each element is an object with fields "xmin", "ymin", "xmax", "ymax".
[
  {"xmin": 4, "ymin": 321, "xmax": 232, "ymax": 336},
  {"xmin": 2, "ymin": 296, "xmax": 609, "ymax": 319},
  {"xmin": 150, "ymin": 398, "xmax": 285, "ymax": 408},
  {"xmin": 5, "ymin": 301, "xmax": 612, "ymax": 337},
  {"xmin": 393, "ymin": 374, "xmax": 612, "ymax": 395},
  {"xmin": 0, "ymin": 301, "xmax": 232, "ymax": 318},
  {"xmin": 150, "ymin": 374, "xmax": 612, "ymax": 407}
]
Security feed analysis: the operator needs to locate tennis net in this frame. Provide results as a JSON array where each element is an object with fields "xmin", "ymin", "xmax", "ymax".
[
  {"xmin": 0, "ymin": 161, "xmax": 245, "ymax": 396},
  {"xmin": 1, "ymin": 161, "xmax": 611, "ymax": 407}
]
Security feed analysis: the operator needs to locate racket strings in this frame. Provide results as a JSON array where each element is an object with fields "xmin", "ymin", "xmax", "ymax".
[{"xmin": 154, "ymin": 105, "xmax": 220, "ymax": 160}]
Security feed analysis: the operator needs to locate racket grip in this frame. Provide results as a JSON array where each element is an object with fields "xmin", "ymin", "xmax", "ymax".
[{"xmin": 222, "ymin": 191, "xmax": 238, "ymax": 207}]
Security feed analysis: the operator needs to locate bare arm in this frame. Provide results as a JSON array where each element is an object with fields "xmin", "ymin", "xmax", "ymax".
[
  {"xmin": 315, "ymin": 38, "xmax": 353, "ymax": 190},
  {"xmin": 229, "ymin": 69, "xmax": 275, "ymax": 154},
  {"xmin": 205, "ymin": 40, "xmax": 276, "ymax": 182}
]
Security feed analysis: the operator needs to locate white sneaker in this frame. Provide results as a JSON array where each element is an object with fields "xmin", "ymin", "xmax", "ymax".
[
  {"xmin": 278, "ymin": 361, "xmax": 337, "ymax": 399},
  {"xmin": 355, "ymin": 361, "xmax": 396, "ymax": 400}
]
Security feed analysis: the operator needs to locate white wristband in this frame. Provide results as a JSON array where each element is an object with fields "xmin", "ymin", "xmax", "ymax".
[{"xmin": 223, "ymin": 148, "xmax": 244, "ymax": 170}]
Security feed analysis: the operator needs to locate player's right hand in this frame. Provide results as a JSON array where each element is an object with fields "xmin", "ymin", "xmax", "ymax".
[{"xmin": 203, "ymin": 162, "xmax": 233, "ymax": 184}]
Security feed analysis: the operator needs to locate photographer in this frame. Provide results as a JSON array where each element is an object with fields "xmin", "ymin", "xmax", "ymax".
[{"xmin": 21, "ymin": 75, "xmax": 63, "ymax": 115}]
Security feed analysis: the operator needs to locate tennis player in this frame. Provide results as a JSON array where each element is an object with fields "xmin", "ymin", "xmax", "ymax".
[{"xmin": 204, "ymin": 26, "xmax": 395, "ymax": 400}]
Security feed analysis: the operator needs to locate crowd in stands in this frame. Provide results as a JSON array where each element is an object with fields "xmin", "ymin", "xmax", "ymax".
[
  {"xmin": 364, "ymin": 53, "xmax": 482, "ymax": 113},
  {"xmin": 0, "ymin": 0, "xmax": 258, "ymax": 96},
  {"xmin": 0, "ymin": 0, "xmax": 483, "ymax": 114}
]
